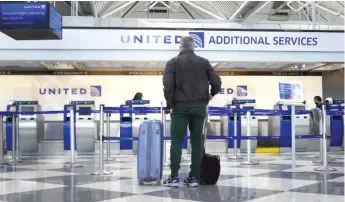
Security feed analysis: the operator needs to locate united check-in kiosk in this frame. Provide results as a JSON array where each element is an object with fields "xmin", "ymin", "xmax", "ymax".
[
  {"xmin": 63, "ymin": 101, "xmax": 95, "ymax": 153},
  {"xmin": 5, "ymin": 101, "xmax": 43, "ymax": 156},
  {"xmin": 327, "ymin": 99, "xmax": 344, "ymax": 150},
  {"xmin": 221, "ymin": 99, "xmax": 258, "ymax": 153},
  {"xmin": 119, "ymin": 100, "xmax": 150, "ymax": 153},
  {"xmin": 268, "ymin": 103, "xmax": 311, "ymax": 151}
]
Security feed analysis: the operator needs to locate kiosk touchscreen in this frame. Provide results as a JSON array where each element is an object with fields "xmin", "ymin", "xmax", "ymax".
[{"xmin": 327, "ymin": 99, "xmax": 344, "ymax": 150}]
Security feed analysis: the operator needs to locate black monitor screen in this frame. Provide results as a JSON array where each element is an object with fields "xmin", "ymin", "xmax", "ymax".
[
  {"xmin": 78, "ymin": 107, "xmax": 91, "ymax": 116},
  {"xmin": 295, "ymin": 106, "xmax": 305, "ymax": 110},
  {"xmin": 121, "ymin": 117, "xmax": 132, "ymax": 122},
  {"xmin": 242, "ymin": 106, "xmax": 254, "ymax": 110},
  {"xmin": 21, "ymin": 107, "xmax": 35, "ymax": 112}
]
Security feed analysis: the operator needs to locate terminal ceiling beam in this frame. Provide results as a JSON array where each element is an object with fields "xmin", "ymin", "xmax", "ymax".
[
  {"xmin": 179, "ymin": 1, "xmax": 194, "ymax": 19},
  {"xmin": 312, "ymin": 1, "xmax": 316, "ymax": 29},
  {"xmin": 287, "ymin": 1, "xmax": 313, "ymax": 13},
  {"xmin": 90, "ymin": 1, "xmax": 98, "ymax": 18},
  {"xmin": 208, "ymin": 2, "xmax": 227, "ymax": 20},
  {"xmin": 269, "ymin": 1, "xmax": 289, "ymax": 15},
  {"xmin": 245, "ymin": 1, "xmax": 271, "ymax": 19},
  {"xmin": 288, "ymin": 1, "xmax": 344, "ymax": 19},
  {"xmin": 69, "ymin": 1, "xmax": 84, "ymax": 16},
  {"xmin": 147, "ymin": 1, "xmax": 159, "ymax": 10},
  {"xmin": 65, "ymin": 1, "xmax": 84, "ymax": 16},
  {"xmin": 122, "ymin": 1, "xmax": 139, "ymax": 18},
  {"xmin": 76, "ymin": 1, "xmax": 84, "ymax": 16},
  {"xmin": 183, "ymin": 1, "xmax": 226, "ymax": 20},
  {"xmin": 101, "ymin": 1, "xmax": 135, "ymax": 18},
  {"xmin": 160, "ymin": 1, "xmax": 172, "ymax": 10},
  {"xmin": 315, "ymin": 3, "xmax": 344, "ymax": 19},
  {"xmin": 229, "ymin": 1, "xmax": 249, "ymax": 20}
]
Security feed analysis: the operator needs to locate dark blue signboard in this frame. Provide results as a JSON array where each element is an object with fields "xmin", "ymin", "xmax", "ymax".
[
  {"xmin": 0, "ymin": 2, "xmax": 62, "ymax": 40},
  {"xmin": 0, "ymin": 3, "xmax": 48, "ymax": 29},
  {"xmin": 49, "ymin": 4, "xmax": 62, "ymax": 39}
]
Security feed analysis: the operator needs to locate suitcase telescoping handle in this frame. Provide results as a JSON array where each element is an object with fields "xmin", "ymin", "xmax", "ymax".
[{"xmin": 160, "ymin": 101, "xmax": 166, "ymax": 136}]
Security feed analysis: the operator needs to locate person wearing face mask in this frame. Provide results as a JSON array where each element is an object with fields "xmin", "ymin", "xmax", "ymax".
[{"xmin": 314, "ymin": 96, "xmax": 322, "ymax": 109}]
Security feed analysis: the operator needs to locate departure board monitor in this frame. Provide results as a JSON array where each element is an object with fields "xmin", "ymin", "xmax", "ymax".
[{"xmin": 278, "ymin": 81, "xmax": 304, "ymax": 103}]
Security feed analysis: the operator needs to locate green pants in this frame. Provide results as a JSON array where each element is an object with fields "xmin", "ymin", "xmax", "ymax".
[{"xmin": 170, "ymin": 106, "xmax": 207, "ymax": 177}]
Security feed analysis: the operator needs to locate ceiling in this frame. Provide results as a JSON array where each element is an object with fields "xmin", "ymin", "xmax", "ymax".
[
  {"xmin": 0, "ymin": 61, "xmax": 343, "ymax": 72},
  {"xmin": 55, "ymin": 1, "xmax": 345, "ymax": 24}
]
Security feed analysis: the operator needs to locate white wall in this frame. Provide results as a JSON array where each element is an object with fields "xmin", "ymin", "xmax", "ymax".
[{"xmin": 0, "ymin": 75, "xmax": 322, "ymax": 113}]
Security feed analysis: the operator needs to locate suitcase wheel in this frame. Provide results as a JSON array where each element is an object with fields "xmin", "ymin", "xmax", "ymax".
[
  {"xmin": 138, "ymin": 181, "xmax": 144, "ymax": 185},
  {"xmin": 156, "ymin": 181, "xmax": 161, "ymax": 185}
]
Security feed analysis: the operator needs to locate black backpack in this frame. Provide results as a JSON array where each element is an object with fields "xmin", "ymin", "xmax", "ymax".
[{"xmin": 199, "ymin": 109, "xmax": 221, "ymax": 185}]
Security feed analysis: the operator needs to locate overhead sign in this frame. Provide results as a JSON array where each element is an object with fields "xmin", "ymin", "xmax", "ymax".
[
  {"xmin": 0, "ymin": 29, "xmax": 342, "ymax": 52},
  {"xmin": 0, "ymin": 2, "xmax": 62, "ymax": 40},
  {"xmin": 0, "ymin": 3, "xmax": 48, "ymax": 29},
  {"xmin": 118, "ymin": 30, "xmax": 343, "ymax": 52}
]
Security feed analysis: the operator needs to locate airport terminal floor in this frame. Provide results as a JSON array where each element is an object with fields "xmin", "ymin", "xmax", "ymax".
[{"xmin": 0, "ymin": 152, "xmax": 343, "ymax": 202}]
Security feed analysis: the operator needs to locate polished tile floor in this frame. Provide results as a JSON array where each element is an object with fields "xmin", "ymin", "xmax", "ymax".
[{"xmin": 0, "ymin": 152, "xmax": 343, "ymax": 202}]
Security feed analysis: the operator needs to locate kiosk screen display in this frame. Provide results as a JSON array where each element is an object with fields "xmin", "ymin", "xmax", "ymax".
[
  {"xmin": 21, "ymin": 106, "xmax": 35, "ymax": 112},
  {"xmin": 295, "ymin": 106, "xmax": 306, "ymax": 110},
  {"xmin": 242, "ymin": 106, "xmax": 254, "ymax": 110},
  {"xmin": 79, "ymin": 107, "xmax": 91, "ymax": 115}
]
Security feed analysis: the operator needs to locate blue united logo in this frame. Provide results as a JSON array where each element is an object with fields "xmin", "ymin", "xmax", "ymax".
[
  {"xmin": 237, "ymin": 85, "xmax": 247, "ymax": 97},
  {"xmin": 90, "ymin": 85, "xmax": 102, "ymax": 97},
  {"xmin": 189, "ymin": 32, "xmax": 205, "ymax": 48}
]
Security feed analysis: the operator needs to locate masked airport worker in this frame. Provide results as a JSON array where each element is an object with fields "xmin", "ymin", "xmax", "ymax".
[
  {"xmin": 162, "ymin": 36, "xmax": 222, "ymax": 187},
  {"xmin": 314, "ymin": 96, "xmax": 322, "ymax": 109},
  {"xmin": 132, "ymin": 92, "xmax": 143, "ymax": 100}
]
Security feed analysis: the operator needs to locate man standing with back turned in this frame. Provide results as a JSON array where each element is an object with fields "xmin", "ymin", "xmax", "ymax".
[{"xmin": 162, "ymin": 36, "xmax": 222, "ymax": 187}]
